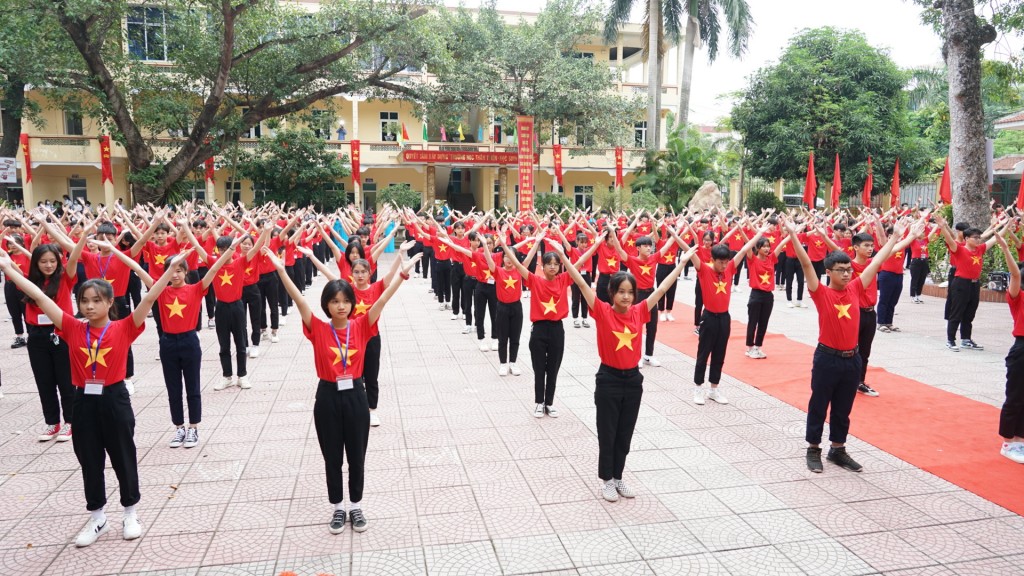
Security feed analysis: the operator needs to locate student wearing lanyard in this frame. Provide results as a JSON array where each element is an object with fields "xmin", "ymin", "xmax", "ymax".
[
  {"xmin": 552, "ymin": 236, "xmax": 695, "ymax": 502},
  {"xmin": 0, "ymin": 249, "xmax": 178, "ymax": 547},
  {"xmin": 264, "ymin": 245, "xmax": 420, "ymax": 534},
  {"xmin": 617, "ymin": 232, "xmax": 680, "ymax": 367},
  {"xmin": 992, "ymin": 231, "xmax": 1024, "ymax": 464},
  {"xmin": 212, "ymin": 227, "xmax": 271, "ymax": 390},
  {"xmin": 934, "ymin": 212, "xmax": 1003, "ymax": 351}
]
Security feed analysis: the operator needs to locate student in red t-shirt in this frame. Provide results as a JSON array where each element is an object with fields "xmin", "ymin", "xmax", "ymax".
[
  {"xmin": 992, "ymin": 232, "xmax": 1024, "ymax": 464},
  {"xmin": 611, "ymin": 232, "xmax": 679, "ymax": 367},
  {"xmin": 551, "ymin": 237, "xmax": 696, "ymax": 502},
  {"xmin": 784, "ymin": 216, "xmax": 917, "ymax": 474},
  {"xmin": 486, "ymin": 240, "xmax": 525, "ymax": 376},
  {"xmin": 744, "ymin": 232, "xmax": 792, "ymax": 359},
  {"xmin": 0, "ymin": 248, "xmax": 179, "ymax": 548},
  {"xmin": 934, "ymin": 212, "xmax": 1002, "ymax": 351},
  {"xmin": 2, "ymin": 232, "xmax": 28, "ymax": 348},
  {"xmin": 264, "ymin": 244, "xmax": 419, "ymax": 535},
  {"xmin": 908, "ymin": 225, "xmax": 937, "ymax": 303},
  {"xmin": 211, "ymin": 230, "xmax": 269, "ymax": 391},
  {"xmin": 436, "ymin": 231, "xmax": 485, "ymax": 335}
]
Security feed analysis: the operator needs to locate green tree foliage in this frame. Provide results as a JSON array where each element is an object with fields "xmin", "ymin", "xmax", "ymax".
[
  {"xmin": 533, "ymin": 192, "xmax": 575, "ymax": 213},
  {"xmin": 378, "ymin": 183, "xmax": 421, "ymax": 210},
  {"xmin": 235, "ymin": 129, "xmax": 349, "ymax": 209},
  {"xmin": 731, "ymin": 28, "xmax": 932, "ymax": 200},
  {"xmin": 630, "ymin": 124, "xmax": 722, "ymax": 210},
  {"xmin": 745, "ymin": 189, "xmax": 785, "ymax": 212},
  {"xmin": 628, "ymin": 189, "xmax": 660, "ymax": 212}
]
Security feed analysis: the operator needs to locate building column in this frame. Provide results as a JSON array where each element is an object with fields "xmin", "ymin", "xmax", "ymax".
[
  {"xmin": 425, "ymin": 164, "xmax": 436, "ymax": 206},
  {"xmin": 729, "ymin": 179, "xmax": 740, "ymax": 209},
  {"xmin": 498, "ymin": 167, "xmax": 509, "ymax": 208},
  {"xmin": 617, "ymin": 37, "xmax": 624, "ymax": 87},
  {"xmin": 774, "ymin": 178, "xmax": 785, "ymax": 201}
]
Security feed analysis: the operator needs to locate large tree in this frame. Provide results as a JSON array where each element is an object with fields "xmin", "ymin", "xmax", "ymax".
[
  {"xmin": 604, "ymin": 0, "xmax": 668, "ymax": 150},
  {"xmin": 29, "ymin": 0, "xmax": 445, "ymax": 205},
  {"xmin": 235, "ymin": 128, "xmax": 350, "ymax": 209},
  {"xmin": 731, "ymin": 28, "xmax": 932, "ymax": 199}
]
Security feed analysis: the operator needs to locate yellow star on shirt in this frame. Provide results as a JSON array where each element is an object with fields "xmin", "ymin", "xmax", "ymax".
[
  {"xmin": 714, "ymin": 281, "xmax": 728, "ymax": 294},
  {"xmin": 606, "ymin": 258, "xmax": 618, "ymax": 267},
  {"xmin": 971, "ymin": 256, "xmax": 981, "ymax": 265},
  {"xmin": 218, "ymin": 271, "xmax": 234, "ymax": 286},
  {"xmin": 894, "ymin": 251, "xmax": 904, "ymax": 260},
  {"xmin": 482, "ymin": 269, "xmax": 493, "ymax": 281},
  {"xmin": 165, "ymin": 297, "xmax": 187, "ymax": 318},
  {"xmin": 639, "ymin": 264, "xmax": 653, "ymax": 276},
  {"xmin": 663, "ymin": 253, "xmax": 675, "ymax": 263},
  {"xmin": 541, "ymin": 297, "xmax": 559, "ymax": 315},
  {"xmin": 503, "ymin": 277, "xmax": 518, "ymax": 290},
  {"xmin": 470, "ymin": 261, "xmax": 478, "ymax": 269},
  {"xmin": 527, "ymin": 242, "xmax": 535, "ymax": 250},
  {"xmin": 354, "ymin": 299, "xmax": 371, "ymax": 316},
  {"xmin": 759, "ymin": 272, "xmax": 771, "ymax": 285},
  {"xmin": 734, "ymin": 234, "xmax": 742, "ymax": 241},
  {"xmin": 104, "ymin": 277, "xmax": 116, "ymax": 285},
  {"xmin": 626, "ymin": 238, "xmax": 635, "ymax": 247},
  {"xmin": 245, "ymin": 266, "xmax": 254, "ymax": 276},
  {"xmin": 80, "ymin": 341, "xmax": 112, "ymax": 368},
  {"xmin": 766, "ymin": 236, "xmax": 776, "ymax": 244},
  {"xmin": 835, "ymin": 303, "xmax": 852, "ymax": 319},
  {"xmin": 330, "ymin": 345, "xmax": 359, "ymax": 367},
  {"xmin": 815, "ymin": 240, "xmax": 824, "ymax": 247},
  {"xmin": 612, "ymin": 325, "xmax": 638, "ymax": 351},
  {"xmin": 154, "ymin": 253, "xmax": 167, "ymax": 266},
  {"xmin": 438, "ymin": 244, "xmax": 448, "ymax": 253}
]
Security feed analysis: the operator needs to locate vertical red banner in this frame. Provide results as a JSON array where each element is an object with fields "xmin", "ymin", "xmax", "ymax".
[
  {"xmin": 99, "ymin": 135, "xmax": 113, "ymax": 183},
  {"xmin": 614, "ymin": 147, "xmax": 624, "ymax": 189},
  {"xmin": 553, "ymin": 144, "xmax": 563, "ymax": 187},
  {"xmin": 19, "ymin": 133, "xmax": 31, "ymax": 183},
  {"xmin": 516, "ymin": 116, "xmax": 534, "ymax": 211},
  {"xmin": 204, "ymin": 157, "xmax": 215, "ymax": 182},
  {"xmin": 350, "ymin": 140, "xmax": 361, "ymax": 189}
]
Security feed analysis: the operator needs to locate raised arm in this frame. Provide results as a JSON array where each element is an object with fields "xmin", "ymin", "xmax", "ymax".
[
  {"xmin": 733, "ymin": 225, "xmax": 769, "ymax": 267},
  {"xmin": 858, "ymin": 220, "xmax": 918, "ymax": 289},
  {"xmin": 265, "ymin": 248, "xmax": 313, "ymax": 329},
  {"xmin": 996, "ymin": 230, "xmax": 1021, "ymax": 299},
  {"xmin": 133, "ymin": 250, "xmax": 187, "ymax": 327},
  {"xmin": 783, "ymin": 218, "xmax": 820, "ymax": 293},
  {"xmin": 297, "ymin": 245, "xmax": 339, "ymax": 281},
  {"xmin": 366, "ymin": 254, "xmax": 422, "ymax": 326},
  {"xmin": 93, "ymin": 240, "xmax": 155, "ymax": 287},
  {"xmin": 0, "ymin": 251, "xmax": 67, "ymax": 330},
  {"xmin": 496, "ymin": 230, "xmax": 534, "ymax": 278},
  {"xmin": 647, "ymin": 246, "xmax": 698, "ymax": 310},
  {"xmin": 549, "ymin": 241, "xmax": 596, "ymax": 310}
]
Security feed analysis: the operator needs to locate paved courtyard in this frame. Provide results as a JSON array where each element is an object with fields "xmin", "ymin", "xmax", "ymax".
[{"xmin": 0, "ymin": 260, "xmax": 1021, "ymax": 576}]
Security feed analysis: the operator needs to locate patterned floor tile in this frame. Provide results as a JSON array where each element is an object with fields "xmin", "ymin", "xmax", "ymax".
[
  {"xmin": 576, "ymin": 561, "xmax": 654, "ymax": 576},
  {"xmin": 776, "ymin": 539, "xmax": 875, "ymax": 576},
  {"xmin": 714, "ymin": 545, "xmax": 807, "ymax": 576},
  {"xmin": 648, "ymin": 553, "xmax": 733, "ymax": 575},
  {"xmin": 122, "ymin": 531, "xmax": 215, "ymax": 573},
  {"xmin": 741, "ymin": 508, "xmax": 831, "ymax": 543},
  {"xmin": 838, "ymin": 532, "xmax": 937, "ymax": 573},
  {"xmin": 683, "ymin": 515, "xmax": 768, "ymax": 552},
  {"xmin": 621, "ymin": 521, "xmax": 704, "ymax": 560},
  {"xmin": 558, "ymin": 527, "xmax": 641, "ymax": 567},
  {"xmin": 493, "ymin": 534, "xmax": 574, "ymax": 575},
  {"xmin": 424, "ymin": 541, "xmax": 501, "ymax": 576}
]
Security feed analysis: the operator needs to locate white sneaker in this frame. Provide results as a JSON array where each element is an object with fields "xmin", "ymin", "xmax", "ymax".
[
  {"xmin": 249, "ymin": 346, "xmax": 260, "ymax": 358},
  {"xmin": 753, "ymin": 347, "xmax": 767, "ymax": 359},
  {"xmin": 215, "ymin": 376, "xmax": 234, "ymax": 391},
  {"xmin": 369, "ymin": 411, "xmax": 381, "ymax": 427},
  {"xmin": 451, "ymin": 313, "xmax": 460, "ymax": 320},
  {"xmin": 533, "ymin": 403, "xmax": 545, "ymax": 418},
  {"xmin": 787, "ymin": 301, "xmax": 795, "ymax": 308},
  {"xmin": 659, "ymin": 313, "xmax": 666, "ymax": 321},
  {"xmin": 462, "ymin": 325, "xmax": 473, "ymax": 334},
  {"xmin": 490, "ymin": 339, "xmax": 499, "ymax": 351},
  {"xmin": 75, "ymin": 517, "xmax": 109, "ymax": 547},
  {"xmin": 693, "ymin": 388, "xmax": 706, "ymax": 405},
  {"xmin": 499, "ymin": 364, "xmax": 509, "ymax": 377},
  {"xmin": 745, "ymin": 347, "xmax": 754, "ymax": 358},
  {"xmin": 279, "ymin": 317, "xmax": 287, "ymax": 326},
  {"xmin": 125, "ymin": 379, "xmax": 135, "ymax": 396},
  {"xmin": 1001, "ymin": 442, "xmax": 1024, "ymax": 464},
  {"xmin": 573, "ymin": 320, "xmax": 581, "ymax": 328},
  {"xmin": 734, "ymin": 285, "xmax": 743, "ymax": 293},
  {"xmin": 643, "ymin": 356, "xmax": 662, "ymax": 367},
  {"xmin": 439, "ymin": 303, "xmax": 447, "ymax": 311},
  {"xmin": 169, "ymin": 427, "xmax": 186, "ymax": 448},
  {"xmin": 155, "ymin": 352, "xmax": 160, "ymax": 361},
  {"xmin": 122, "ymin": 516, "xmax": 142, "ymax": 540},
  {"xmin": 665, "ymin": 313, "xmax": 675, "ymax": 322},
  {"xmin": 479, "ymin": 340, "xmax": 489, "ymax": 352},
  {"xmin": 797, "ymin": 300, "xmax": 806, "ymax": 308},
  {"xmin": 545, "ymin": 405, "xmax": 559, "ymax": 418},
  {"xmin": 707, "ymin": 388, "xmax": 729, "ymax": 404},
  {"xmin": 509, "ymin": 363, "xmax": 521, "ymax": 376},
  {"xmin": 271, "ymin": 333, "xmax": 280, "ymax": 343},
  {"xmin": 582, "ymin": 319, "xmax": 591, "ymax": 328},
  {"xmin": 238, "ymin": 375, "xmax": 252, "ymax": 389},
  {"xmin": 602, "ymin": 481, "xmax": 619, "ymax": 502},
  {"xmin": 614, "ymin": 478, "xmax": 637, "ymax": 498},
  {"xmin": 207, "ymin": 318, "xmax": 215, "ymax": 328}
]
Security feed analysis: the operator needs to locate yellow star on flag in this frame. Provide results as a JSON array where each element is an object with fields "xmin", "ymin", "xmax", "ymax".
[
  {"xmin": 81, "ymin": 341, "xmax": 112, "ymax": 368},
  {"xmin": 354, "ymin": 299, "xmax": 371, "ymax": 316},
  {"xmin": 165, "ymin": 297, "xmax": 187, "ymax": 318},
  {"xmin": 218, "ymin": 271, "xmax": 234, "ymax": 286},
  {"xmin": 503, "ymin": 277, "xmax": 517, "ymax": 289},
  {"xmin": 639, "ymin": 264, "xmax": 653, "ymax": 276},
  {"xmin": 612, "ymin": 326, "xmax": 638, "ymax": 351},
  {"xmin": 714, "ymin": 281, "xmax": 727, "ymax": 294},
  {"xmin": 606, "ymin": 258, "xmax": 618, "ymax": 267},
  {"xmin": 330, "ymin": 345, "xmax": 359, "ymax": 367},
  {"xmin": 541, "ymin": 297, "xmax": 559, "ymax": 315},
  {"xmin": 154, "ymin": 253, "xmax": 167, "ymax": 266},
  {"xmin": 835, "ymin": 303, "xmax": 852, "ymax": 319},
  {"xmin": 759, "ymin": 272, "xmax": 771, "ymax": 285}
]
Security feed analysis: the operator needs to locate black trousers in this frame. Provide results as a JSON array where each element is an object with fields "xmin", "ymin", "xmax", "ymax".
[
  {"xmin": 160, "ymin": 331, "xmax": 202, "ymax": 426},
  {"xmin": 909, "ymin": 258, "xmax": 929, "ymax": 297},
  {"xmin": 258, "ymin": 272, "xmax": 280, "ymax": 330},
  {"xmin": 364, "ymin": 335, "xmax": 382, "ymax": 410},
  {"xmin": 197, "ymin": 266, "xmax": 217, "ymax": 320},
  {"xmin": 858, "ymin": 309, "xmax": 876, "ymax": 384},
  {"xmin": 695, "ymin": 311, "xmax": 731, "ymax": 385},
  {"xmin": 944, "ymin": 266, "xmax": 957, "ymax": 319},
  {"xmin": 594, "ymin": 364, "xmax": 643, "ymax": 481},
  {"xmin": 281, "ymin": 265, "xmax": 295, "ymax": 314},
  {"xmin": 433, "ymin": 259, "xmax": 452, "ymax": 304},
  {"xmin": 242, "ymin": 284, "xmax": 263, "ymax": 346},
  {"xmin": 571, "ymin": 273, "xmax": 592, "ymax": 319},
  {"xmin": 451, "ymin": 264, "xmax": 466, "ymax": 315},
  {"xmin": 775, "ymin": 254, "xmax": 786, "ymax": 285},
  {"xmin": 496, "ymin": 300, "xmax": 523, "ymax": 363},
  {"xmin": 876, "ymin": 271, "xmax": 902, "ymax": 325},
  {"xmin": 806, "ymin": 348, "xmax": 862, "ymax": 445},
  {"xmin": 72, "ymin": 381, "xmax": 140, "ymax": 512},
  {"xmin": 784, "ymin": 256, "xmax": 805, "ymax": 301},
  {"xmin": 462, "ymin": 277, "xmax": 477, "ymax": 327},
  {"xmin": 1001, "ymin": 337, "xmax": 1024, "ymax": 439},
  {"xmin": 185, "ymin": 270, "xmax": 203, "ymax": 332},
  {"xmin": 5, "ymin": 281, "xmax": 25, "ymax": 335},
  {"xmin": 947, "ymin": 277, "xmax": 980, "ymax": 341},
  {"xmin": 28, "ymin": 325, "xmax": 74, "ymax": 425},
  {"xmin": 421, "ymin": 246, "xmax": 433, "ymax": 279},
  {"xmin": 313, "ymin": 378, "xmax": 369, "ymax": 505},
  {"xmin": 304, "ymin": 255, "xmax": 314, "ymax": 285},
  {"xmin": 474, "ymin": 282, "xmax": 497, "ymax": 340},
  {"xmin": 656, "ymin": 264, "xmax": 677, "ymax": 311},
  {"xmin": 733, "ymin": 257, "xmax": 745, "ymax": 286},
  {"xmin": 746, "ymin": 289, "xmax": 774, "ymax": 347},
  {"xmin": 693, "ymin": 281, "xmax": 704, "ymax": 327},
  {"xmin": 811, "ymin": 259, "xmax": 826, "ymax": 283},
  {"xmin": 637, "ymin": 288, "xmax": 659, "ymax": 356},
  {"xmin": 216, "ymin": 300, "xmax": 247, "ymax": 378},
  {"xmin": 114, "ymin": 296, "xmax": 135, "ymax": 378},
  {"xmin": 530, "ymin": 321, "xmax": 565, "ymax": 405},
  {"xmin": 127, "ymin": 270, "xmax": 143, "ymax": 310},
  {"xmin": 596, "ymin": 273, "xmax": 611, "ymax": 304}
]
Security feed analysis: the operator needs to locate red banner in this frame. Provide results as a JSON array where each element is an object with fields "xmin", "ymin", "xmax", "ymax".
[
  {"xmin": 862, "ymin": 155, "xmax": 873, "ymax": 209},
  {"xmin": 19, "ymin": 134, "xmax": 31, "ymax": 183},
  {"xmin": 553, "ymin": 144, "xmax": 563, "ymax": 187},
  {"xmin": 401, "ymin": 149, "xmax": 536, "ymax": 165},
  {"xmin": 517, "ymin": 116, "xmax": 534, "ymax": 211},
  {"xmin": 891, "ymin": 158, "xmax": 901, "ymax": 208},
  {"xmin": 99, "ymin": 135, "xmax": 113, "ymax": 183},
  {"xmin": 351, "ymin": 140, "xmax": 361, "ymax": 189},
  {"xmin": 614, "ymin": 147, "xmax": 624, "ymax": 189},
  {"xmin": 803, "ymin": 152, "xmax": 816, "ymax": 209},
  {"xmin": 938, "ymin": 157, "xmax": 951, "ymax": 204},
  {"xmin": 204, "ymin": 157, "xmax": 215, "ymax": 182}
]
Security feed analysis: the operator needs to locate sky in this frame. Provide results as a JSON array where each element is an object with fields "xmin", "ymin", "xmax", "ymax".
[{"xmin": 448, "ymin": 0, "xmax": 1023, "ymax": 125}]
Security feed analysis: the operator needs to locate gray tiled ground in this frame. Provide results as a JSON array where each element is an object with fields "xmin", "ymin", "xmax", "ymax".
[{"xmin": 0, "ymin": 258, "xmax": 1021, "ymax": 575}]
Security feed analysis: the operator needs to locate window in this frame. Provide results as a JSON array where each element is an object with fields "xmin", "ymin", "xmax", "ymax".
[
  {"xmin": 634, "ymin": 121, "xmax": 647, "ymax": 148},
  {"xmin": 226, "ymin": 179, "xmax": 242, "ymax": 204},
  {"xmin": 574, "ymin": 185, "xmax": 594, "ymax": 210},
  {"xmin": 69, "ymin": 178, "xmax": 88, "ymax": 202},
  {"xmin": 361, "ymin": 181, "xmax": 377, "ymax": 211},
  {"xmin": 493, "ymin": 120, "xmax": 503, "ymax": 144},
  {"xmin": 311, "ymin": 110, "xmax": 332, "ymax": 140},
  {"xmin": 64, "ymin": 110, "xmax": 84, "ymax": 136},
  {"xmin": 127, "ymin": 7, "xmax": 171, "ymax": 61},
  {"xmin": 324, "ymin": 183, "xmax": 354, "ymax": 206},
  {"xmin": 188, "ymin": 181, "xmax": 205, "ymax": 203},
  {"xmin": 241, "ymin": 108, "xmax": 261, "ymax": 139},
  {"xmin": 573, "ymin": 52, "xmax": 595, "ymax": 59},
  {"xmin": 380, "ymin": 111, "xmax": 398, "ymax": 141}
]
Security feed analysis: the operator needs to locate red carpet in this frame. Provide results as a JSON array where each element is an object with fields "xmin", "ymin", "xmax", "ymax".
[{"xmin": 658, "ymin": 304, "xmax": 1024, "ymax": 516}]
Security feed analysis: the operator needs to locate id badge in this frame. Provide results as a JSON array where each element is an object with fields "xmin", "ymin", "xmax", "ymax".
[
  {"xmin": 487, "ymin": 277, "xmax": 495, "ymax": 285},
  {"xmin": 84, "ymin": 379, "xmax": 105, "ymax": 395},
  {"xmin": 336, "ymin": 376, "xmax": 354, "ymax": 391},
  {"xmin": 37, "ymin": 316, "xmax": 53, "ymax": 326}
]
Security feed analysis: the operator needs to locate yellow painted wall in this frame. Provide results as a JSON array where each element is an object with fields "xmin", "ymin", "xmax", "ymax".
[
  {"xmin": 27, "ymin": 165, "xmax": 130, "ymax": 205},
  {"xmin": 355, "ymin": 100, "xmax": 423, "ymax": 142}
]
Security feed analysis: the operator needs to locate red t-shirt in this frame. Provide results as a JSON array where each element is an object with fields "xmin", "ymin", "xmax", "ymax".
[
  {"xmin": 625, "ymin": 255, "xmax": 658, "ymax": 290},
  {"xmin": 697, "ymin": 260, "xmax": 736, "ymax": 313},
  {"xmin": 806, "ymin": 233, "xmax": 829, "ymax": 261},
  {"xmin": 145, "ymin": 239, "xmax": 180, "ymax": 278},
  {"xmin": 25, "ymin": 273, "xmax": 75, "ymax": 326},
  {"xmin": 352, "ymin": 281, "xmax": 385, "ymax": 337},
  {"xmin": 880, "ymin": 245, "xmax": 907, "ymax": 274},
  {"xmin": 783, "ymin": 233, "xmax": 807, "ymax": 258},
  {"xmin": 850, "ymin": 260, "xmax": 877, "ymax": 307},
  {"xmin": 1009, "ymin": 291, "xmax": 1024, "ymax": 337},
  {"xmin": 588, "ymin": 299, "xmax": 650, "ymax": 370},
  {"xmin": 211, "ymin": 255, "xmax": 246, "ymax": 303},
  {"xmin": 951, "ymin": 243, "xmax": 986, "ymax": 280},
  {"xmin": 596, "ymin": 243, "xmax": 621, "ymax": 275},
  {"xmin": 431, "ymin": 232, "xmax": 452, "ymax": 261},
  {"xmin": 57, "ymin": 313, "xmax": 144, "ymax": 386},
  {"xmin": 81, "ymin": 250, "xmax": 131, "ymax": 297},
  {"xmin": 809, "ymin": 281, "xmax": 865, "ymax": 351},
  {"xmin": 726, "ymin": 230, "xmax": 746, "ymax": 251},
  {"xmin": 472, "ymin": 250, "xmax": 501, "ymax": 284},
  {"xmin": 524, "ymin": 272, "xmax": 571, "ymax": 321},
  {"xmin": 304, "ymin": 315, "xmax": 372, "ymax": 380},
  {"xmin": 10, "ymin": 253, "xmax": 29, "ymax": 276},
  {"xmin": 260, "ymin": 237, "xmax": 284, "ymax": 275},
  {"xmin": 243, "ymin": 253, "xmax": 263, "ymax": 286},
  {"xmin": 568, "ymin": 246, "xmax": 594, "ymax": 274},
  {"xmin": 747, "ymin": 253, "xmax": 777, "ymax": 292},
  {"xmin": 656, "ymin": 239, "xmax": 679, "ymax": 266},
  {"xmin": 910, "ymin": 238, "xmax": 930, "ymax": 259},
  {"xmin": 494, "ymin": 266, "xmax": 523, "ymax": 304},
  {"xmin": 157, "ymin": 283, "xmax": 207, "ymax": 334}
]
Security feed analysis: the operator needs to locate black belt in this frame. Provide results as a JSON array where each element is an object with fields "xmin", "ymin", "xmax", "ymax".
[
  {"xmin": 860, "ymin": 307, "xmax": 874, "ymax": 313},
  {"xmin": 702, "ymin": 310, "xmax": 730, "ymax": 317},
  {"xmin": 817, "ymin": 343, "xmax": 859, "ymax": 358},
  {"xmin": 598, "ymin": 363, "xmax": 641, "ymax": 377}
]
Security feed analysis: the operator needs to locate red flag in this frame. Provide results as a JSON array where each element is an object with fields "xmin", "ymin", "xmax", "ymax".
[
  {"xmin": 350, "ymin": 140, "xmax": 361, "ymax": 189},
  {"xmin": 401, "ymin": 123, "xmax": 410, "ymax": 142},
  {"xmin": 553, "ymin": 144, "xmax": 563, "ymax": 187},
  {"xmin": 891, "ymin": 158, "xmax": 901, "ymax": 208},
  {"xmin": 938, "ymin": 158, "xmax": 951, "ymax": 204},
  {"xmin": 831, "ymin": 153, "xmax": 841, "ymax": 210},
  {"xmin": 19, "ymin": 133, "xmax": 31, "ymax": 183},
  {"xmin": 440, "ymin": 126, "xmax": 448, "ymax": 142},
  {"xmin": 803, "ymin": 152, "xmax": 816, "ymax": 209},
  {"xmin": 99, "ymin": 135, "xmax": 113, "ymax": 183},
  {"xmin": 614, "ymin": 147, "xmax": 624, "ymax": 189},
  {"xmin": 862, "ymin": 155, "xmax": 873, "ymax": 209},
  {"xmin": 204, "ymin": 157, "xmax": 215, "ymax": 182},
  {"xmin": 1016, "ymin": 168, "xmax": 1024, "ymax": 211}
]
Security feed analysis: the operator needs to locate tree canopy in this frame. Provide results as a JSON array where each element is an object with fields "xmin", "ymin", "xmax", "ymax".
[
  {"xmin": 730, "ymin": 27, "xmax": 932, "ymax": 198},
  {"xmin": 235, "ymin": 128, "xmax": 349, "ymax": 210}
]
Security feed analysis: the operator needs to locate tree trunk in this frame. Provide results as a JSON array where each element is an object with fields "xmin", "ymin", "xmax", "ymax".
[
  {"xmin": 0, "ymin": 79, "xmax": 26, "ymax": 199},
  {"xmin": 678, "ymin": 15, "xmax": 697, "ymax": 137},
  {"xmin": 646, "ymin": 0, "xmax": 661, "ymax": 150},
  {"xmin": 942, "ymin": 0, "xmax": 997, "ymax": 228}
]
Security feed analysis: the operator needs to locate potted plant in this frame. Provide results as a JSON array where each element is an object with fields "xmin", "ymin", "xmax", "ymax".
[{"xmin": 384, "ymin": 122, "xmax": 399, "ymax": 141}]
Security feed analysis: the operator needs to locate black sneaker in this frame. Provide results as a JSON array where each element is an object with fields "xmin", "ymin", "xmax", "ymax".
[
  {"xmin": 11, "ymin": 336, "xmax": 26, "ymax": 349},
  {"xmin": 329, "ymin": 510, "xmax": 346, "ymax": 534},
  {"xmin": 827, "ymin": 447, "xmax": 863, "ymax": 472},
  {"xmin": 806, "ymin": 447, "xmax": 823, "ymax": 473},
  {"xmin": 857, "ymin": 383, "xmax": 879, "ymax": 397},
  {"xmin": 961, "ymin": 339, "xmax": 984, "ymax": 351},
  {"xmin": 350, "ymin": 508, "xmax": 368, "ymax": 533}
]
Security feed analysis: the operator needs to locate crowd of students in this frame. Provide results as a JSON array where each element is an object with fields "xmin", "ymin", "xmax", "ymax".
[{"xmin": 1, "ymin": 198, "xmax": 1023, "ymax": 549}]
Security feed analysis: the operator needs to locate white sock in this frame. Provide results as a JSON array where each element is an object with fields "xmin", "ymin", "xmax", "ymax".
[
  {"xmin": 91, "ymin": 508, "xmax": 106, "ymax": 523},
  {"xmin": 350, "ymin": 501, "xmax": 361, "ymax": 511},
  {"xmin": 123, "ymin": 505, "xmax": 136, "ymax": 520},
  {"xmin": 334, "ymin": 502, "xmax": 346, "ymax": 512}
]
